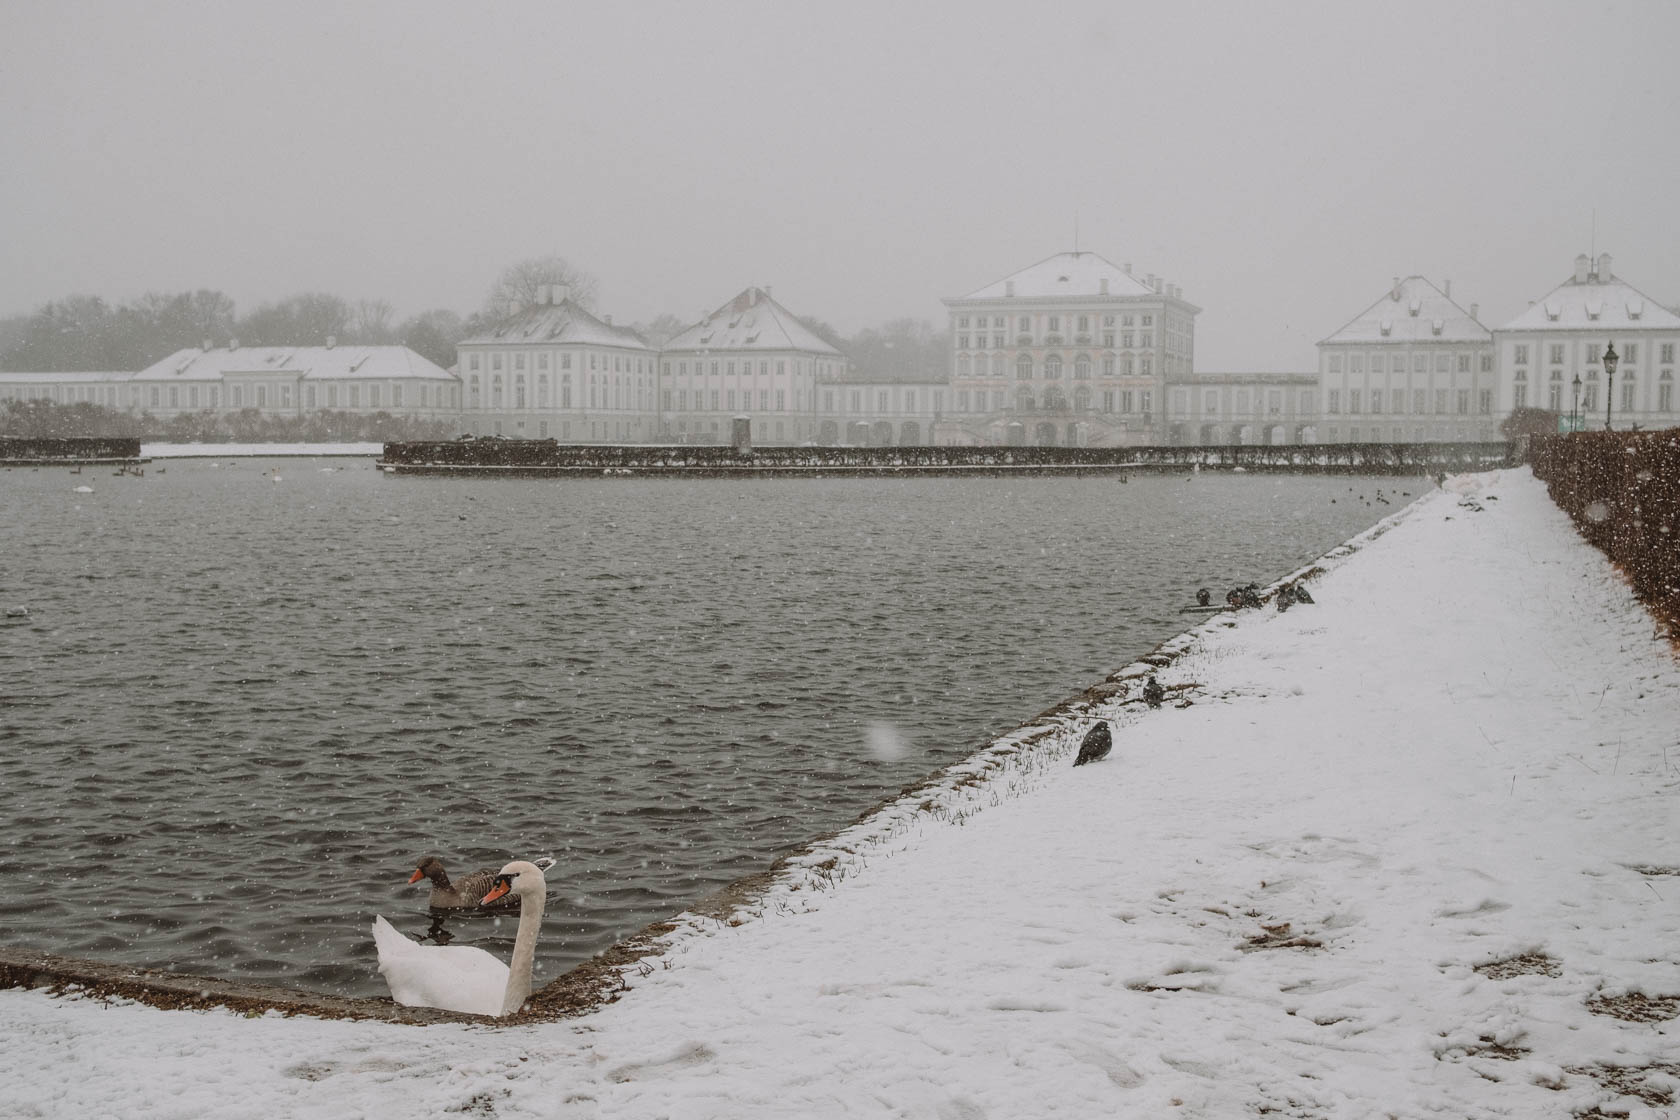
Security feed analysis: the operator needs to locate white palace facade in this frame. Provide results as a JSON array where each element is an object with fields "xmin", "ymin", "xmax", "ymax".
[
  {"xmin": 7, "ymin": 250, "xmax": 1674, "ymax": 446},
  {"xmin": 0, "ymin": 342, "xmax": 460, "ymax": 422},
  {"xmin": 1316, "ymin": 276, "xmax": 1498, "ymax": 444},
  {"xmin": 1494, "ymin": 254, "xmax": 1679, "ymax": 429},
  {"xmin": 938, "ymin": 252, "xmax": 1199, "ymax": 447}
]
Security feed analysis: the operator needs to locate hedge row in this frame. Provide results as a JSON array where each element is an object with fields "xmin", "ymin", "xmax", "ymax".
[
  {"xmin": 381, "ymin": 439, "xmax": 1514, "ymax": 474},
  {"xmin": 0, "ymin": 436, "xmax": 142, "ymax": 460},
  {"xmin": 1529, "ymin": 430, "xmax": 1680, "ymax": 640}
]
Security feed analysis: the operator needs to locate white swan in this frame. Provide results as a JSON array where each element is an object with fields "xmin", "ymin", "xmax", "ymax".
[{"xmin": 372, "ymin": 859, "xmax": 546, "ymax": 1017}]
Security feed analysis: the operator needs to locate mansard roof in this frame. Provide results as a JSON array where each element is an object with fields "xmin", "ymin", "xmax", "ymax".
[
  {"xmin": 140, "ymin": 345, "xmax": 457, "ymax": 381},
  {"xmin": 1319, "ymin": 276, "xmax": 1491, "ymax": 346},
  {"xmin": 663, "ymin": 287, "xmax": 841, "ymax": 356},
  {"xmin": 460, "ymin": 298, "xmax": 652, "ymax": 350},
  {"xmin": 1498, "ymin": 256, "xmax": 1680, "ymax": 332},
  {"xmin": 950, "ymin": 251, "xmax": 1161, "ymax": 302}
]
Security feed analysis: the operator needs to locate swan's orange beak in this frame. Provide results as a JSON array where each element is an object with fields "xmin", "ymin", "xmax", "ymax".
[
  {"xmin": 407, "ymin": 868, "xmax": 425, "ymax": 884},
  {"xmin": 481, "ymin": 879, "xmax": 511, "ymax": 905}
]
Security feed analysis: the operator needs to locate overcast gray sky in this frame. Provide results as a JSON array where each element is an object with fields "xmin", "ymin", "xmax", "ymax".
[{"xmin": 3, "ymin": 0, "xmax": 1676, "ymax": 370}]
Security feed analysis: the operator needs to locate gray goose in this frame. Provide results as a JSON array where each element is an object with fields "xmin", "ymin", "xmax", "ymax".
[{"xmin": 408, "ymin": 856, "xmax": 519, "ymax": 910}]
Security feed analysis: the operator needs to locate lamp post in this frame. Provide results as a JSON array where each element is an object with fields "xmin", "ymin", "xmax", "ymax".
[
  {"xmin": 1603, "ymin": 342, "xmax": 1619, "ymax": 431},
  {"xmin": 1571, "ymin": 373, "xmax": 1581, "ymax": 433}
]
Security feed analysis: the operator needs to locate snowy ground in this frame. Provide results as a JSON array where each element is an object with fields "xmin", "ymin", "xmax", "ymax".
[
  {"xmin": 3, "ymin": 467, "xmax": 1678, "ymax": 1119},
  {"xmin": 141, "ymin": 441, "xmax": 383, "ymax": 457}
]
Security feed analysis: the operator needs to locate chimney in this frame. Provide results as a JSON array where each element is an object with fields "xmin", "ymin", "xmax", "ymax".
[
  {"xmin": 326, "ymin": 335, "xmax": 336, "ymax": 349},
  {"xmin": 1005, "ymin": 280, "xmax": 1015, "ymax": 297},
  {"xmin": 1574, "ymin": 254, "xmax": 1591, "ymax": 284},
  {"xmin": 1596, "ymin": 252, "xmax": 1612, "ymax": 280},
  {"xmin": 1099, "ymin": 278, "xmax": 1109, "ymax": 295},
  {"xmin": 1391, "ymin": 277, "xmax": 1401, "ymax": 301},
  {"xmin": 764, "ymin": 285, "xmax": 772, "ymax": 300},
  {"xmin": 1146, "ymin": 273, "xmax": 1155, "ymax": 288},
  {"xmin": 1470, "ymin": 302, "xmax": 1480, "ymax": 321},
  {"xmin": 604, "ymin": 314, "xmax": 613, "ymax": 326},
  {"xmin": 1445, "ymin": 278, "xmax": 1451, "ymax": 298},
  {"xmin": 1153, "ymin": 278, "xmax": 1162, "ymax": 293}
]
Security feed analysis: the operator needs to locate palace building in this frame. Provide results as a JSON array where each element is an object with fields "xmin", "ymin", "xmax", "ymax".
[
  {"xmin": 0, "ymin": 343, "xmax": 460, "ymax": 422},
  {"xmin": 658, "ymin": 286, "xmax": 845, "ymax": 445},
  {"xmin": 455, "ymin": 285, "xmax": 656, "ymax": 442},
  {"xmin": 939, "ymin": 251, "xmax": 1200, "ymax": 446},
  {"xmin": 1316, "ymin": 276, "xmax": 1497, "ymax": 443},
  {"xmin": 1494, "ymin": 254, "xmax": 1679, "ymax": 430}
]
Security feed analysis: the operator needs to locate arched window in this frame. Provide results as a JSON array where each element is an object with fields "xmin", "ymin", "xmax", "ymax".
[
  {"xmin": 1016, "ymin": 387, "xmax": 1035, "ymax": 411},
  {"xmin": 991, "ymin": 353, "xmax": 1006, "ymax": 377},
  {"xmin": 1045, "ymin": 354, "xmax": 1063, "ymax": 380},
  {"xmin": 1074, "ymin": 355, "xmax": 1091, "ymax": 380},
  {"xmin": 1074, "ymin": 386, "xmax": 1092, "ymax": 411},
  {"xmin": 1122, "ymin": 355, "xmax": 1135, "ymax": 375},
  {"xmin": 1015, "ymin": 354, "xmax": 1033, "ymax": 380}
]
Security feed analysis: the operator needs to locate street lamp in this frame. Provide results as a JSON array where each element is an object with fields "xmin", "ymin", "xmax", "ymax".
[
  {"xmin": 1603, "ymin": 342, "xmax": 1619, "ymax": 431},
  {"xmin": 1571, "ymin": 373, "xmax": 1581, "ymax": 432}
]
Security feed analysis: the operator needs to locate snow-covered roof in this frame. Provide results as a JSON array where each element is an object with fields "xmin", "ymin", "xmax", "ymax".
[
  {"xmin": 663, "ymin": 287, "xmax": 841, "ymax": 357},
  {"xmin": 459, "ymin": 299, "xmax": 652, "ymax": 351},
  {"xmin": 1319, "ymin": 276, "xmax": 1491, "ymax": 346},
  {"xmin": 137, "ymin": 345, "xmax": 458, "ymax": 382},
  {"xmin": 1498, "ymin": 257, "xmax": 1680, "ymax": 332},
  {"xmin": 951, "ymin": 251, "xmax": 1162, "ymax": 302}
]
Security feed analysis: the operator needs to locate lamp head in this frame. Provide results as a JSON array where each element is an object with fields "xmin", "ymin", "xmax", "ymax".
[{"xmin": 1603, "ymin": 342, "xmax": 1619, "ymax": 374}]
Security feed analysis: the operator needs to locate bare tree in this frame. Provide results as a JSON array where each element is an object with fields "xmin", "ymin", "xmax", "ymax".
[
  {"xmin": 351, "ymin": 298, "xmax": 395, "ymax": 343},
  {"xmin": 632, "ymin": 313, "xmax": 690, "ymax": 348},
  {"xmin": 483, "ymin": 255, "xmax": 598, "ymax": 318}
]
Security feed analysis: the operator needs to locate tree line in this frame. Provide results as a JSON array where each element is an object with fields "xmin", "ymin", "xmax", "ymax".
[{"xmin": 0, "ymin": 256, "xmax": 950, "ymax": 382}]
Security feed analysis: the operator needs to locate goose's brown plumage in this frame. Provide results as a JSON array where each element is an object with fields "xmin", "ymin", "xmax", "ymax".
[{"xmin": 408, "ymin": 856, "xmax": 519, "ymax": 910}]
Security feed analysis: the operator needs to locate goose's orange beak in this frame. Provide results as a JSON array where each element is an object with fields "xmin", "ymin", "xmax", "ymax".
[
  {"xmin": 482, "ymin": 881, "xmax": 511, "ymax": 905},
  {"xmin": 407, "ymin": 869, "xmax": 425, "ymax": 884}
]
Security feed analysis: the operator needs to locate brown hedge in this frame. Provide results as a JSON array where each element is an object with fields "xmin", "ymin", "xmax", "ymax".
[{"xmin": 1529, "ymin": 430, "xmax": 1680, "ymax": 644}]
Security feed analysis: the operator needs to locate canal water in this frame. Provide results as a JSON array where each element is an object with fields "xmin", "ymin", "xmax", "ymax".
[{"xmin": 0, "ymin": 458, "xmax": 1419, "ymax": 997}]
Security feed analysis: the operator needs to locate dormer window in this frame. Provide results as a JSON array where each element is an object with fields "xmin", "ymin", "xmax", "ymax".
[
  {"xmin": 1408, "ymin": 298, "xmax": 1421, "ymax": 317},
  {"xmin": 1586, "ymin": 298, "xmax": 1602, "ymax": 320},
  {"xmin": 1431, "ymin": 319, "xmax": 1444, "ymax": 336},
  {"xmin": 1379, "ymin": 318, "xmax": 1393, "ymax": 337},
  {"xmin": 1628, "ymin": 299, "xmax": 1644, "ymax": 320},
  {"xmin": 1544, "ymin": 301, "xmax": 1560, "ymax": 321}
]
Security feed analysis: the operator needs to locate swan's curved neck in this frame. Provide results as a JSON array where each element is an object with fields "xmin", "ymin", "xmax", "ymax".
[{"xmin": 500, "ymin": 887, "xmax": 545, "ymax": 1016}]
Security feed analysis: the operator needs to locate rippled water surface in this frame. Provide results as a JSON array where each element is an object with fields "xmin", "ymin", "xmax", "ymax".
[{"xmin": 0, "ymin": 457, "xmax": 1418, "ymax": 996}]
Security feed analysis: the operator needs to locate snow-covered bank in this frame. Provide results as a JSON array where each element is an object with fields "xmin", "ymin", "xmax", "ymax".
[
  {"xmin": 140, "ymin": 441, "xmax": 382, "ymax": 458},
  {"xmin": 3, "ymin": 467, "xmax": 1677, "ymax": 1118}
]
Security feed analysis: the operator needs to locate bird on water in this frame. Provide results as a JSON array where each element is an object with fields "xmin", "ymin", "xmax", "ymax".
[
  {"xmin": 409, "ymin": 856, "xmax": 519, "ymax": 910},
  {"xmin": 1073, "ymin": 720, "xmax": 1113, "ymax": 766}
]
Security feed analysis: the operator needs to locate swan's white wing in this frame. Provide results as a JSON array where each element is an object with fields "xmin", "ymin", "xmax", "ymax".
[{"xmin": 372, "ymin": 915, "xmax": 508, "ymax": 1016}]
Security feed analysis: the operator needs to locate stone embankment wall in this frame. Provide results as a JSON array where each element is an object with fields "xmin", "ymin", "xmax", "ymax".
[
  {"xmin": 381, "ymin": 439, "xmax": 1515, "ymax": 476},
  {"xmin": 1530, "ymin": 430, "xmax": 1680, "ymax": 642},
  {"xmin": 0, "ymin": 437, "xmax": 143, "ymax": 462}
]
